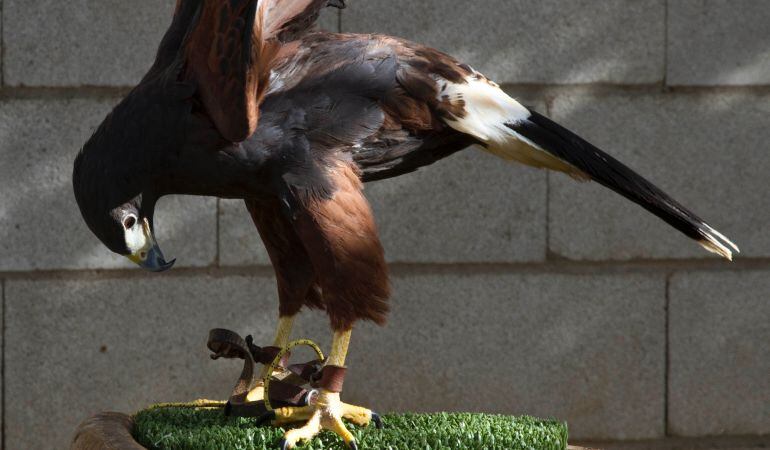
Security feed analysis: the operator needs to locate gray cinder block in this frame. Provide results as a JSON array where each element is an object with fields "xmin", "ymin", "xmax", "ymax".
[
  {"xmin": 367, "ymin": 150, "xmax": 547, "ymax": 263},
  {"xmin": 341, "ymin": 0, "xmax": 665, "ymax": 85},
  {"xmin": 5, "ymin": 275, "xmax": 279, "ymax": 449},
  {"xmin": 669, "ymin": 270, "xmax": 770, "ymax": 437},
  {"xmin": 4, "ymin": 0, "xmax": 176, "ymax": 87},
  {"xmin": 218, "ymin": 199, "xmax": 272, "ymax": 266},
  {"xmin": 0, "ymin": 281, "xmax": 3, "ymax": 446},
  {"xmin": 298, "ymin": 272, "xmax": 667, "ymax": 441},
  {"xmin": 668, "ymin": 0, "xmax": 770, "ymax": 86}
]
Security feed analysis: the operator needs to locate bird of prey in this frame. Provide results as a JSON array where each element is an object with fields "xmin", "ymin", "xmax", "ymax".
[{"xmin": 73, "ymin": 0, "xmax": 738, "ymax": 448}]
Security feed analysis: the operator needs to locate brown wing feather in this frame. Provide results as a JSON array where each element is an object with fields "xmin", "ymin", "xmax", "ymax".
[
  {"xmin": 183, "ymin": 0, "xmax": 272, "ymax": 143},
  {"xmin": 181, "ymin": 0, "xmax": 341, "ymax": 143}
]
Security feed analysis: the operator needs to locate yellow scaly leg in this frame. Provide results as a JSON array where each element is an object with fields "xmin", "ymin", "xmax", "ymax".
[{"xmin": 246, "ymin": 315, "xmax": 295, "ymax": 402}]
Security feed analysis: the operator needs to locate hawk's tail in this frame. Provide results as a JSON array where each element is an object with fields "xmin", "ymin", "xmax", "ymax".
[
  {"xmin": 508, "ymin": 111, "xmax": 738, "ymax": 260},
  {"xmin": 438, "ymin": 75, "xmax": 739, "ymax": 260}
]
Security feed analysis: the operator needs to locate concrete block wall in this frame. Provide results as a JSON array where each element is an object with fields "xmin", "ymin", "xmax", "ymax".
[{"xmin": 1, "ymin": 1, "xmax": 768, "ymax": 448}]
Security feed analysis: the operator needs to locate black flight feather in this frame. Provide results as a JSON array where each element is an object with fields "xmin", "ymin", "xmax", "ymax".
[{"xmin": 508, "ymin": 111, "xmax": 738, "ymax": 259}]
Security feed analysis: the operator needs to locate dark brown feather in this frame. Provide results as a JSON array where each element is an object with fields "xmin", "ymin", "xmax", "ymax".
[
  {"xmin": 293, "ymin": 163, "xmax": 390, "ymax": 330},
  {"xmin": 248, "ymin": 163, "xmax": 389, "ymax": 330},
  {"xmin": 246, "ymin": 198, "xmax": 324, "ymax": 317},
  {"xmin": 182, "ymin": 0, "xmax": 270, "ymax": 142}
]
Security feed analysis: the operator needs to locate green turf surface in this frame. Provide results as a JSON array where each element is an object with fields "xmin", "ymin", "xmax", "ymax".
[{"xmin": 133, "ymin": 406, "xmax": 568, "ymax": 450}]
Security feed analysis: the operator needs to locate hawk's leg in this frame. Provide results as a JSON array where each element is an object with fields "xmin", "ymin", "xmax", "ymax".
[
  {"xmin": 246, "ymin": 315, "xmax": 296, "ymax": 402},
  {"xmin": 262, "ymin": 329, "xmax": 381, "ymax": 450}
]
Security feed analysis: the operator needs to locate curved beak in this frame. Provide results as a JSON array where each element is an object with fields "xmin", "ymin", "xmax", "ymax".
[
  {"xmin": 136, "ymin": 243, "xmax": 176, "ymax": 273},
  {"xmin": 125, "ymin": 218, "xmax": 176, "ymax": 273}
]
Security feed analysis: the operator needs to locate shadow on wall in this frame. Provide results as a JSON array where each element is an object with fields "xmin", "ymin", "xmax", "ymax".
[{"xmin": 339, "ymin": 0, "xmax": 665, "ymax": 85}]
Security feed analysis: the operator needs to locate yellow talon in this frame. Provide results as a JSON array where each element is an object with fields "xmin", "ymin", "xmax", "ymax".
[
  {"xmin": 264, "ymin": 391, "xmax": 377, "ymax": 449},
  {"xmin": 340, "ymin": 402, "xmax": 373, "ymax": 427},
  {"xmin": 282, "ymin": 411, "xmax": 322, "ymax": 448},
  {"xmin": 322, "ymin": 414, "xmax": 356, "ymax": 445}
]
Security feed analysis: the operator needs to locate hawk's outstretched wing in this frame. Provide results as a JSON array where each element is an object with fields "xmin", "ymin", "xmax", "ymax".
[
  {"xmin": 180, "ymin": 0, "xmax": 343, "ymax": 143},
  {"xmin": 182, "ymin": 0, "xmax": 266, "ymax": 143}
]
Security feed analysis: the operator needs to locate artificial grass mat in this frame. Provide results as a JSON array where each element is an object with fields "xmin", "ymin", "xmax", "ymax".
[{"xmin": 133, "ymin": 406, "xmax": 568, "ymax": 450}]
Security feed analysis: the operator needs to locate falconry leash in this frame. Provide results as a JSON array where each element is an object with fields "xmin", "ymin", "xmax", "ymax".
[{"xmin": 206, "ymin": 328, "xmax": 337, "ymax": 418}]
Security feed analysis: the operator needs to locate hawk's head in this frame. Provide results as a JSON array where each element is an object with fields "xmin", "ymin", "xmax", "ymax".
[
  {"xmin": 72, "ymin": 87, "xmax": 181, "ymax": 273},
  {"xmin": 73, "ymin": 155, "xmax": 174, "ymax": 273}
]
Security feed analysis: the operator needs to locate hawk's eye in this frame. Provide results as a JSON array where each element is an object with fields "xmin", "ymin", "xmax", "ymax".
[{"xmin": 123, "ymin": 215, "xmax": 137, "ymax": 230}]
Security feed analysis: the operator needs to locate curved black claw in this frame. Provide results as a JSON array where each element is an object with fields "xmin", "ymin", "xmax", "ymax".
[
  {"xmin": 371, "ymin": 412, "xmax": 384, "ymax": 429},
  {"xmin": 256, "ymin": 410, "xmax": 276, "ymax": 427},
  {"xmin": 349, "ymin": 441, "xmax": 359, "ymax": 450},
  {"xmin": 279, "ymin": 438, "xmax": 289, "ymax": 450}
]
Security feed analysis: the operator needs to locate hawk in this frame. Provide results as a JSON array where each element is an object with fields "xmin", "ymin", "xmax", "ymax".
[{"xmin": 72, "ymin": 1, "xmax": 737, "ymax": 448}]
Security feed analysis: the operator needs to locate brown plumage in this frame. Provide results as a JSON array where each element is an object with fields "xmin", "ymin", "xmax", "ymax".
[
  {"xmin": 292, "ymin": 162, "xmax": 390, "ymax": 329},
  {"xmin": 247, "ymin": 162, "xmax": 389, "ymax": 330}
]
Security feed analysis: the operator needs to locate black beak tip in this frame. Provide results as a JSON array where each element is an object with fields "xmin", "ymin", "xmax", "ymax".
[
  {"xmin": 138, "ymin": 246, "xmax": 176, "ymax": 273},
  {"xmin": 146, "ymin": 257, "xmax": 175, "ymax": 273},
  {"xmin": 157, "ymin": 258, "xmax": 176, "ymax": 272}
]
